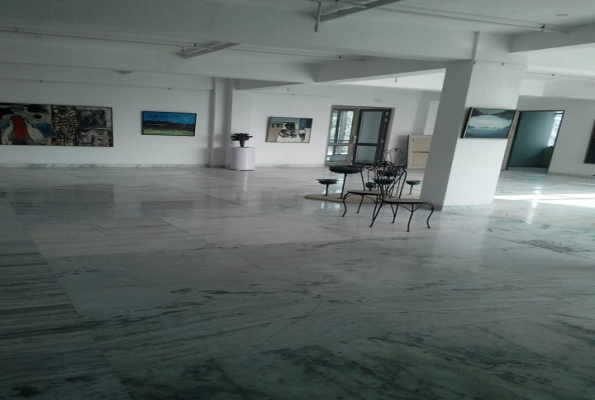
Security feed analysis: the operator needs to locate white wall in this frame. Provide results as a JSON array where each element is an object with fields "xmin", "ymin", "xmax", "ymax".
[
  {"xmin": 247, "ymin": 85, "xmax": 440, "ymax": 166},
  {"xmin": 0, "ymin": 77, "xmax": 213, "ymax": 166},
  {"xmin": 518, "ymin": 97, "xmax": 595, "ymax": 177}
]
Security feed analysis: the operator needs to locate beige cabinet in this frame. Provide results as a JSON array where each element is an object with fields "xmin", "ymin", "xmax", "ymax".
[{"xmin": 407, "ymin": 135, "xmax": 432, "ymax": 169}]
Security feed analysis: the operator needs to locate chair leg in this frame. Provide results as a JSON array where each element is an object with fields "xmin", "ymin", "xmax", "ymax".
[
  {"xmin": 406, "ymin": 205, "xmax": 414, "ymax": 232},
  {"xmin": 341, "ymin": 195, "xmax": 349, "ymax": 217},
  {"xmin": 369, "ymin": 203, "xmax": 384, "ymax": 227},
  {"xmin": 426, "ymin": 203, "xmax": 435, "ymax": 229},
  {"xmin": 391, "ymin": 204, "xmax": 398, "ymax": 223},
  {"xmin": 356, "ymin": 196, "xmax": 365, "ymax": 213},
  {"xmin": 371, "ymin": 200, "xmax": 379, "ymax": 218}
]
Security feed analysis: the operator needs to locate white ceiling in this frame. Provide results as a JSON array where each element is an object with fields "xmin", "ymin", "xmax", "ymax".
[
  {"xmin": 206, "ymin": 0, "xmax": 595, "ymax": 34},
  {"xmin": 2, "ymin": 0, "xmax": 595, "ymax": 98}
]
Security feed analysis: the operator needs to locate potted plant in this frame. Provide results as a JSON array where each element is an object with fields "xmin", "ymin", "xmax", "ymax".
[{"xmin": 231, "ymin": 133, "xmax": 253, "ymax": 148}]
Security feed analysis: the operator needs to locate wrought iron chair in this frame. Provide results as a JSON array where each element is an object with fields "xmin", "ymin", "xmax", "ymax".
[
  {"xmin": 369, "ymin": 167, "xmax": 434, "ymax": 232},
  {"xmin": 342, "ymin": 161, "xmax": 406, "ymax": 217},
  {"xmin": 382, "ymin": 148, "xmax": 407, "ymax": 166}
]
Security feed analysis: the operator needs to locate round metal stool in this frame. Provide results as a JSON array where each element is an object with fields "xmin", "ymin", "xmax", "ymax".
[
  {"xmin": 405, "ymin": 180, "xmax": 421, "ymax": 195},
  {"xmin": 317, "ymin": 179, "xmax": 338, "ymax": 196}
]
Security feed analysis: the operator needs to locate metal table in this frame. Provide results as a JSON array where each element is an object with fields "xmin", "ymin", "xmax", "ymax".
[{"xmin": 328, "ymin": 165, "xmax": 365, "ymax": 198}]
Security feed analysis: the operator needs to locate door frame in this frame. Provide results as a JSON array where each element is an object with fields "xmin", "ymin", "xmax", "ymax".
[
  {"xmin": 325, "ymin": 105, "xmax": 393, "ymax": 166},
  {"xmin": 325, "ymin": 107, "xmax": 360, "ymax": 166},
  {"xmin": 352, "ymin": 108, "xmax": 392, "ymax": 166},
  {"xmin": 503, "ymin": 110, "xmax": 565, "ymax": 171}
]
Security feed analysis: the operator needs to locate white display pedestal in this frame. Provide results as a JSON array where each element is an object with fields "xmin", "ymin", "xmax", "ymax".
[{"xmin": 229, "ymin": 147, "xmax": 255, "ymax": 171}]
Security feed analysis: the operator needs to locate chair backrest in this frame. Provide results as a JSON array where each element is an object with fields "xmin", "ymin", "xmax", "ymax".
[
  {"xmin": 368, "ymin": 161, "xmax": 407, "ymax": 199},
  {"xmin": 382, "ymin": 148, "xmax": 407, "ymax": 167}
]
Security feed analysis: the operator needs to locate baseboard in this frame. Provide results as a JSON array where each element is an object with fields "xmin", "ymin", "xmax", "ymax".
[
  {"xmin": 434, "ymin": 204, "xmax": 495, "ymax": 212},
  {"xmin": 0, "ymin": 163, "xmax": 210, "ymax": 169},
  {"xmin": 256, "ymin": 164, "xmax": 326, "ymax": 168},
  {"xmin": 0, "ymin": 163, "xmax": 328, "ymax": 169},
  {"xmin": 547, "ymin": 171, "xmax": 595, "ymax": 179}
]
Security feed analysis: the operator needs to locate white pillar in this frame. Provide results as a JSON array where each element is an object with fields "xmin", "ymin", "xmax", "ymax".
[
  {"xmin": 209, "ymin": 78, "xmax": 232, "ymax": 168},
  {"xmin": 228, "ymin": 85, "xmax": 254, "ymax": 167},
  {"xmin": 420, "ymin": 59, "xmax": 525, "ymax": 208}
]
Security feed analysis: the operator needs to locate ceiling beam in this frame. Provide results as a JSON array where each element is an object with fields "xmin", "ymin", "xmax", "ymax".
[
  {"xmin": 317, "ymin": 57, "xmax": 446, "ymax": 83},
  {"xmin": 512, "ymin": 23, "xmax": 595, "ymax": 53},
  {"xmin": 320, "ymin": 0, "xmax": 403, "ymax": 22},
  {"xmin": 236, "ymin": 80, "xmax": 301, "ymax": 91}
]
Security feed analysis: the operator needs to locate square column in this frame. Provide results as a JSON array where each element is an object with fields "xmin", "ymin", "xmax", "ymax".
[{"xmin": 420, "ymin": 60, "xmax": 525, "ymax": 208}]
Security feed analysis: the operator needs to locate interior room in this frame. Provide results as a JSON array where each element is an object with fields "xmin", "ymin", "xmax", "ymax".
[{"xmin": 1, "ymin": 1, "xmax": 595, "ymax": 399}]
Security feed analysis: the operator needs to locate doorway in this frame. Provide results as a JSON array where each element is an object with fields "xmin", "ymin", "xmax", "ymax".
[
  {"xmin": 325, "ymin": 107, "xmax": 392, "ymax": 165},
  {"xmin": 505, "ymin": 110, "xmax": 564, "ymax": 170}
]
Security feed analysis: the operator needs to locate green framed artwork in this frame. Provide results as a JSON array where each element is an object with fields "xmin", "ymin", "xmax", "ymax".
[{"xmin": 142, "ymin": 111, "xmax": 196, "ymax": 136}]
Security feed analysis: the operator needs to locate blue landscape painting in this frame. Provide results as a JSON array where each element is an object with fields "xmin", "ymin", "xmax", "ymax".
[
  {"xmin": 463, "ymin": 108, "xmax": 515, "ymax": 139},
  {"xmin": 142, "ymin": 111, "xmax": 196, "ymax": 136}
]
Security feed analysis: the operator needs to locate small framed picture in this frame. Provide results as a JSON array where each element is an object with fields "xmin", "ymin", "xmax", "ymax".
[
  {"xmin": 266, "ymin": 117, "xmax": 312, "ymax": 143},
  {"xmin": 462, "ymin": 108, "xmax": 516, "ymax": 139},
  {"xmin": 142, "ymin": 111, "xmax": 196, "ymax": 136}
]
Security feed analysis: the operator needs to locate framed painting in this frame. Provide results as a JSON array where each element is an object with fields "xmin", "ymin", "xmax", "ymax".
[
  {"xmin": 0, "ymin": 102, "xmax": 113, "ymax": 147},
  {"xmin": 462, "ymin": 108, "xmax": 516, "ymax": 139},
  {"xmin": 142, "ymin": 111, "xmax": 196, "ymax": 136},
  {"xmin": 266, "ymin": 117, "xmax": 312, "ymax": 143}
]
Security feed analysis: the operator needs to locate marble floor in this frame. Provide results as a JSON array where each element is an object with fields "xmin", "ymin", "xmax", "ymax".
[{"xmin": 1, "ymin": 166, "xmax": 595, "ymax": 399}]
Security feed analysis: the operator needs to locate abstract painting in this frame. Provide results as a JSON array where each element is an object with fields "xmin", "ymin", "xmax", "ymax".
[
  {"xmin": 266, "ymin": 117, "xmax": 312, "ymax": 143},
  {"xmin": 462, "ymin": 108, "xmax": 516, "ymax": 139},
  {"xmin": 142, "ymin": 111, "xmax": 196, "ymax": 136},
  {"xmin": 0, "ymin": 102, "xmax": 113, "ymax": 147}
]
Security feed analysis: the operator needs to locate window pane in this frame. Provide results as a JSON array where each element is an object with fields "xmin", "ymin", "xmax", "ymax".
[
  {"xmin": 548, "ymin": 112, "xmax": 563, "ymax": 147},
  {"xmin": 330, "ymin": 110, "xmax": 354, "ymax": 144},
  {"xmin": 354, "ymin": 146, "xmax": 377, "ymax": 164},
  {"xmin": 326, "ymin": 145, "xmax": 349, "ymax": 163},
  {"xmin": 329, "ymin": 110, "xmax": 338, "ymax": 142},
  {"xmin": 358, "ymin": 111, "xmax": 383, "ymax": 143}
]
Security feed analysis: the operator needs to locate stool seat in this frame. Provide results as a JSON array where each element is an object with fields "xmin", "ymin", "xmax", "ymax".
[
  {"xmin": 317, "ymin": 179, "xmax": 338, "ymax": 184},
  {"xmin": 405, "ymin": 180, "xmax": 422, "ymax": 195},
  {"xmin": 317, "ymin": 179, "xmax": 338, "ymax": 196}
]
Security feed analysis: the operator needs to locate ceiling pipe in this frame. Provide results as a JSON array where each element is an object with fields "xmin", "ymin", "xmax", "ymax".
[
  {"xmin": 2, "ymin": 27, "xmax": 201, "ymax": 48},
  {"xmin": 230, "ymin": 47, "xmax": 364, "ymax": 61},
  {"xmin": 306, "ymin": 0, "xmax": 567, "ymax": 33},
  {"xmin": 320, "ymin": 0, "xmax": 404, "ymax": 22},
  {"xmin": 314, "ymin": 1, "xmax": 323, "ymax": 32},
  {"xmin": 181, "ymin": 42, "xmax": 238, "ymax": 58}
]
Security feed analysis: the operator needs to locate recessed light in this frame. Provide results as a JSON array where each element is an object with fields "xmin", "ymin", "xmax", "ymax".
[{"xmin": 556, "ymin": 13, "xmax": 569, "ymax": 17}]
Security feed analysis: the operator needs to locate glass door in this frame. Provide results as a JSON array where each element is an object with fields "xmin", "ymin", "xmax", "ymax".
[
  {"xmin": 326, "ymin": 108, "xmax": 356, "ymax": 164},
  {"xmin": 352, "ymin": 109, "xmax": 391, "ymax": 165}
]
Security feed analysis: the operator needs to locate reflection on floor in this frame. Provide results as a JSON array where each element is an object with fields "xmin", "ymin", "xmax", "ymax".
[{"xmin": 1, "ymin": 166, "xmax": 594, "ymax": 400}]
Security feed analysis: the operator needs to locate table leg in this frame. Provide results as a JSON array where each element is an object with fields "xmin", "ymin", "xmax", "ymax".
[{"xmin": 340, "ymin": 173, "xmax": 347, "ymax": 198}]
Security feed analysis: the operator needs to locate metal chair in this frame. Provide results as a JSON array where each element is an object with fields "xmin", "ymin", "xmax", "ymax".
[
  {"xmin": 342, "ymin": 161, "xmax": 406, "ymax": 217},
  {"xmin": 382, "ymin": 148, "xmax": 407, "ymax": 166},
  {"xmin": 369, "ymin": 169, "xmax": 434, "ymax": 232}
]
